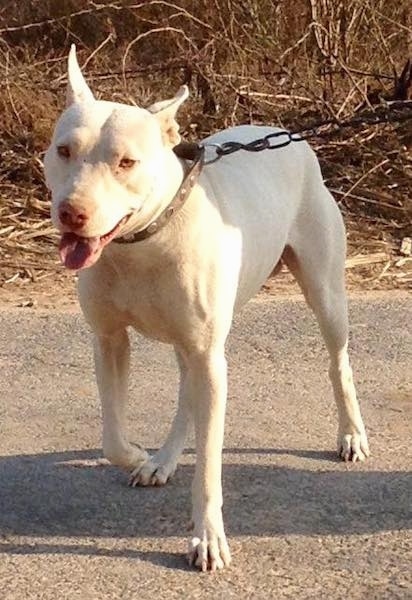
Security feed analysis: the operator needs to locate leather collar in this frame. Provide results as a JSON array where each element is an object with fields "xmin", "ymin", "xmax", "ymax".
[{"xmin": 113, "ymin": 142, "xmax": 205, "ymax": 244}]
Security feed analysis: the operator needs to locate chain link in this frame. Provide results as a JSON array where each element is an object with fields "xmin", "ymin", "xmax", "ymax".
[
  {"xmin": 210, "ymin": 131, "xmax": 305, "ymax": 156},
  {"xmin": 204, "ymin": 100, "xmax": 412, "ymax": 158}
]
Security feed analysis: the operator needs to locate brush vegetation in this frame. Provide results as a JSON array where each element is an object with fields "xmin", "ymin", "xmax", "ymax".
[{"xmin": 0, "ymin": 1, "xmax": 411, "ymax": 287}]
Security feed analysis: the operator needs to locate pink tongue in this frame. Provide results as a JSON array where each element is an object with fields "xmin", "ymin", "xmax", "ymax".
[{"xmin": 59, "ymin": 233, "xmax": 102, "ymax": 270}]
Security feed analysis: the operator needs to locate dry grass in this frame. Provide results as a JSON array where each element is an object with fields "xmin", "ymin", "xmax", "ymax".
[{"xmin": 0, "ymin": 0, "xmax": 411, "ymax": 289}]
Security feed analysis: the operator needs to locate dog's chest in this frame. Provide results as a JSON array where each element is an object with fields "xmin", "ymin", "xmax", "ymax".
[
  {"xmin": 112, "ymin": 275, "xmax": 179, "ymax": 342},
  {"xmin": 81, "ymin": 253, "xmax": 202, "ymax": 345}
]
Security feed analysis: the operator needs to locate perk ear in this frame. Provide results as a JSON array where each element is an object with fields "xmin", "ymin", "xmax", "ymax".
[
  {"xmin": 147, "ymin": 86, "xmax": 189, "ymax": 147},
  {"xmin": 66, "ymin": 44, "xmax": 95, "ymax": 107}
]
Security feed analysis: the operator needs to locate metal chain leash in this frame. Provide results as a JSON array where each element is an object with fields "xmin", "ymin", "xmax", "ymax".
[{"xmin": 205, "ymin": 100, "xmax": 412, "ymax": 157}]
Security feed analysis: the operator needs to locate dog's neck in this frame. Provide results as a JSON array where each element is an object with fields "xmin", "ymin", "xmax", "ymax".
[
  {"xmin": 114, "ymin": 143, "xmax": 204, "ymax": 245},
  {"xmin": 114, "ymin": 148, "xmax": 187, "ymax": 242},
  {"xmin": 98, "ymin": 149, "xmax": 197, "ymax": 274}
]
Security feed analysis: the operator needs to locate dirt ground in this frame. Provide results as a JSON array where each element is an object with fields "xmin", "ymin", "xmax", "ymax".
[{"xmin": 0, "ymin": 248, "xmax": 411, "ymax": 311}]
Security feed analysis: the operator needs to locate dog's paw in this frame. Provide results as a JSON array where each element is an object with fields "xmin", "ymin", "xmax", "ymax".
[
  {"xmin": 128, "ymin": 455, "xmax": 177, "ymax": 487},
  {"xmin": 187, "ymin": 519, "xmax": 231, "ymax": 572},
  {"xmin": 338, "ymin": 430, "xmax": 370, "ymax": 462}
]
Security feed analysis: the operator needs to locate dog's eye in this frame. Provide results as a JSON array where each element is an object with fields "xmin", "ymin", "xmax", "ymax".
[
  {"xmin": 57, "ymin": 145, "xmax": 71, "ymax": 159},
  {"xmin": 119, "ymin": 157, "xmax": 137, "ymax": 169}
]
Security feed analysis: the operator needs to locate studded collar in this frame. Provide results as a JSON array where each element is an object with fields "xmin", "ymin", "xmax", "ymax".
[{"xmin": 113, "ymin": 143, "xmax": 205, "ymax": 244}]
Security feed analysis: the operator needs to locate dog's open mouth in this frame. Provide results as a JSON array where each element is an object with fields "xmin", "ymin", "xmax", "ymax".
[{"xmin": 59, "ymin": 215, "xmax": 129, "ymax": 270}]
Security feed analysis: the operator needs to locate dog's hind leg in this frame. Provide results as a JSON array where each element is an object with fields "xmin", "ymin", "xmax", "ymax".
[
  {"xmin": 129, "ymin": 350, "xmax": 192, "ymax": 486},
  {"xmin": 94, "ymin": 330, "xmax": 150, "ymax": 470},
  {"xmin": 284, "ymin": 192, "xmax": 369, "ymax": 461}
]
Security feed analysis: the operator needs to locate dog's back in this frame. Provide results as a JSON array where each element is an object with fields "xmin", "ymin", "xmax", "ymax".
[{"xmin": 200, "ymin": 125, "xmax": 339, "ymax": 307}]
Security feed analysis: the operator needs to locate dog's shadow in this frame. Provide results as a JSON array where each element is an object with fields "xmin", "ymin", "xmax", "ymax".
[{"xmin": 0, "ymin": 448, "xmax": 410, "ymax": 568}]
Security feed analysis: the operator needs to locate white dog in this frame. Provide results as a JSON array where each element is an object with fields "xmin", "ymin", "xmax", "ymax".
[{"xmin": 44, "ymin": 46, "xmax": 369, "ymax": 571}]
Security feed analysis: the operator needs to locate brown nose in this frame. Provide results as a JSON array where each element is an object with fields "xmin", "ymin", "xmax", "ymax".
[{"xmin": 58, "ymin": 200, "xmax": 88, "ymax": 230}]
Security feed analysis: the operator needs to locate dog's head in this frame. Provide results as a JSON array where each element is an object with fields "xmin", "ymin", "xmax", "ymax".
[{"xmin": 44, "ymin": 45, "xmax": 188, "ymax": 270}]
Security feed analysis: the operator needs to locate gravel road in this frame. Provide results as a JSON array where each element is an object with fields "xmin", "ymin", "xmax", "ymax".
[{"xmin": 0, "ymin": 292, "xmax": 411, "ymax": 599}]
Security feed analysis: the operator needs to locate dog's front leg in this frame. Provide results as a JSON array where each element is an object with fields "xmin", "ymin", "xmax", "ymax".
[
  {"xmin": 94, "ymin": 330, "xmax": 149, "ymax": 470},
  {"xmin": 129, "ymin": 350, "xmax": 191, "ymax": 486},
  {"xmin": 186, "ymin": 348, "xmax": 231, "ymax": 571}
]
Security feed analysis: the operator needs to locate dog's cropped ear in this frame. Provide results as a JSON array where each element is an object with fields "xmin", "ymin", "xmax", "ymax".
[
  {"xmin": 147, "ymin": 86, "xmax": 189, "ymax": 147},
  {"xmin": 66, "ymin": 44, "xmax": 95, "ymax": 106}
]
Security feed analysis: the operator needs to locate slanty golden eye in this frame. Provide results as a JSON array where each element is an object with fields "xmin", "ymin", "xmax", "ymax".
[
  {"xmin": 57, "ymin": 145, "xmax": 71, "ymax": 159},
  {"xmin": 119, "ymin": 157, "xmax": 136, "ymax": 169}
]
